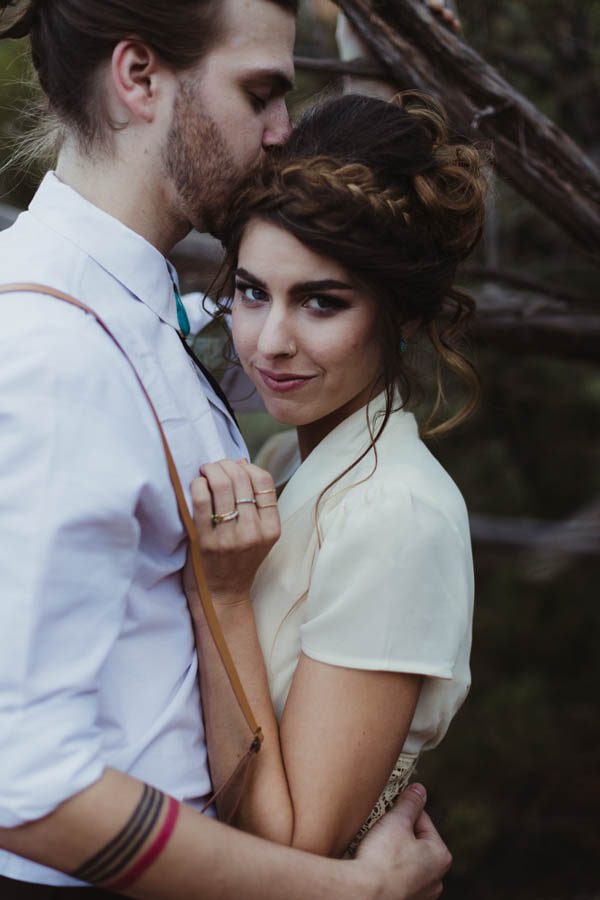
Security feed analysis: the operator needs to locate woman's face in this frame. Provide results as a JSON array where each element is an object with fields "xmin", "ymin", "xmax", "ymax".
[{"xmin": 232, "ymin": 219, "xmax": 381, "ymax": 448}]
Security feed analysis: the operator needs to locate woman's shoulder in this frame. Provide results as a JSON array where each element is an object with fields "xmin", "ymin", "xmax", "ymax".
[{"xmin": 326, "ymin": 410, "xmax": 469, "ymax": 533}]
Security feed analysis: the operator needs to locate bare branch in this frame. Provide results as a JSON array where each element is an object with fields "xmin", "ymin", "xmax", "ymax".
[
  {"xmin": 470, "ymin": 511, "xmax": 600, "ymax": 557},
  {"xmin": 334, "ymin": 0, "xmax": 600, "ymax": 260},
  {"xmin": 462, "ymin": 266, "xmax": 596, "ymax": 307},
  {"xmin": 294, "ymin": 54, "xmax": 384, "ymax": 78}
]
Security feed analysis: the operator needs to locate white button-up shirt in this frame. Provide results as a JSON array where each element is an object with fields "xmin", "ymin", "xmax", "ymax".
[{"xmin": 0, "ymin": 173, "xmax": 247, "ymax": 886}]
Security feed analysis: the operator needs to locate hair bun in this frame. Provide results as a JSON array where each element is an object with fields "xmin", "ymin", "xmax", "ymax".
[
  {"xmin": 395, "ymin": 93, "xmax": 489, "ymax": 261},
  {"xmin": 0, "ymin": 0, "xmax": 35, "ymax": 38}
]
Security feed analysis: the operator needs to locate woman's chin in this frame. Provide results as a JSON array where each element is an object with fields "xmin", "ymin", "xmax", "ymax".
[{"xmin": 261, "ymin": 396, "xmax": 313, "ymax": 428}]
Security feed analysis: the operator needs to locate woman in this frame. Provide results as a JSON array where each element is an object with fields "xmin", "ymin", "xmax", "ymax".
[{"xmin": 185, "ymin": 92, "xmax": 487, "ymax": 857}]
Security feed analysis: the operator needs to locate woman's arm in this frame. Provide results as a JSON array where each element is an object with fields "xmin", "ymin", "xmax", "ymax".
[{"xmin": 187, "ymin": 460, "xmax": 422, "ymax": 856}]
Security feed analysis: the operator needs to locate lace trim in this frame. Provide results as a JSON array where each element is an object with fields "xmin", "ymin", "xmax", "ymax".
[{"xmin": 344, "ymin": 752, "xmax": 419, "ymax": 858}]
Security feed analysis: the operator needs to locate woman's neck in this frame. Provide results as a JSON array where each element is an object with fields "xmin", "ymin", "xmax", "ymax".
[{"xmin": 296, "ymin": 382, "xmax": 380, "ymax": 461}]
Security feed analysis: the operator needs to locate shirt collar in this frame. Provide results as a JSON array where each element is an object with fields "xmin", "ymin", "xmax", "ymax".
[{"xmin": 28, "ymin": 172, "xmax": 180, "ymax": 330}]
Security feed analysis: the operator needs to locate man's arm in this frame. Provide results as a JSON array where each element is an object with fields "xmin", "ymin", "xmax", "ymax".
[
  {"xmin": 0, "ymin": 311, "xmax": 151, "ymax": 830},
  {"xmin": 0, "ymin": 770, "xmax": 450, "ymax": 900}
]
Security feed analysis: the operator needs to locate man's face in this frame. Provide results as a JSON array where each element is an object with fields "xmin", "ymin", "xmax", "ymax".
[{"xmin": 164, "ymin": 0, "xmax": 295, "ymax": 235}]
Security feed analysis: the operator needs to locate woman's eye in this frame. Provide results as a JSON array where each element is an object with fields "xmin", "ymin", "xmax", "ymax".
[
  {"xmin": 304, "ymin": 295, "xmax": 345, "ymax": 313},
  {"xmin": 236, "ymin": 282, "xmax": 268, "ymax": 304}
]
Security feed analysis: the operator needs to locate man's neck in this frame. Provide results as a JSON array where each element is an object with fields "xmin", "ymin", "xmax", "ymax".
[{"xmin": 55, "ymin": 143, "xmax": 192, "ymax": 256}]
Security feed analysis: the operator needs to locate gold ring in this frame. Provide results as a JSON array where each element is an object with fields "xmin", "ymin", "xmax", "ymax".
[
  {"xmin": 236, "ymin": 498, "xmax": 257, "ymax": 505},
  {"xmin": 211, "ymin": 509, "xmax": 239, "ymax": 525},
  {"xmin": 255, "ymin": 487, "xmax": 276, "ymax": 495},
  {"xmin": 257, "ymin": 502, "xmax": 278, "ymax": 510}
]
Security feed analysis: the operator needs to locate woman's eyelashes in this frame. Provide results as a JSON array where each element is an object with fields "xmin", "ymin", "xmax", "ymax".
[
  {"xmin": 236, "ymin": 281, "xmax": 268, "ymax": 304},
  {"xmin": 235, "ymin": 281, "xmax": 350, "ymax": 315},
  {"xmin": 303, "ymin": 295, "xmax": 349, "ymax": 314}
]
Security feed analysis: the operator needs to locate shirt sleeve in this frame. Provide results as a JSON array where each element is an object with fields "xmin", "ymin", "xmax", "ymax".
[
  {"xmin": 299, "ymin": 480, "xmax": 473, "ymax": 679},
  {"xmin": 0, "ymin": 308, "xmax": 152, "ymax": 826}
]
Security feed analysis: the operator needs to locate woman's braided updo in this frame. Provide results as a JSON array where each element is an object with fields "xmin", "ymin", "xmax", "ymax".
[{"xmin": 220, "ymin": 92, "xmax": 488, "ymax": 438}]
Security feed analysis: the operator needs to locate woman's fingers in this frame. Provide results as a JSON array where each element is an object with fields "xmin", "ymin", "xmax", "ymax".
[
  {"xmin": 239, "ymin": 461, "xmax": 280, "ymax": 540},
  {"xmin": 200, "ymin": 461, "xmax": 237, "ymax": 520},
  {"xmin": 215, "ymin": 459, "xmax": 261, "ymax": 536},
  {"xmin": 189, "ymin": 460, "xmax": 280, "ymax": 598},
  {"xmin": 190, "ymin": 475, "xmax": 213, "ymax": 530},
  {"xmin": 216, "ymin": 459, "xmax": 256, "ymax": 515},
  {"xmin": 195, "ymin": 458, "xmax": 280, "ymax": 543}
]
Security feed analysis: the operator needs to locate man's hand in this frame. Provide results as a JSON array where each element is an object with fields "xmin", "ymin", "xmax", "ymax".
[
  {"xmin": 356, "ymin": 784, "xmax": 452, "ymax": 900},
  {"xmin": 427, "ymin": 0, "xmax": 461, "ymax": 33}
]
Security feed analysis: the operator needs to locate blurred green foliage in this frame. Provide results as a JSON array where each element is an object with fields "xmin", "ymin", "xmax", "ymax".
[{"xmin": 1, "ymin": 2, "xmax": 599, "ymax": 897}]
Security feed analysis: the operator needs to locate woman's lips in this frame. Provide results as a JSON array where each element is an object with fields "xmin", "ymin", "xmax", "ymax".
[{"xmin": 256, "ymin": 367, "xmax": 317, "ymax": 394}]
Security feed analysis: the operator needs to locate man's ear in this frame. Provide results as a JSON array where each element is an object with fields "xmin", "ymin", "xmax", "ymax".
[{"xmin": 110, "ymin": 39, "xmax": 166, "ymax": 125}]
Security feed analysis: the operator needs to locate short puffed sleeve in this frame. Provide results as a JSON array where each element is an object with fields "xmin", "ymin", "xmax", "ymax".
[{"xmin": 299, "ymin": 481, "xmax": 473, "ymax": 680}]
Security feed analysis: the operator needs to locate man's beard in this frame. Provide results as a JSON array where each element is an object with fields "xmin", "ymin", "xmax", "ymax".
[{"xmin": 164, "ymin": 79, "xmax": 250, "ymax": 237}]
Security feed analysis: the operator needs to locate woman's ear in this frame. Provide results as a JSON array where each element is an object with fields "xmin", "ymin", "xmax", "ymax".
[
  {"xmin": 402, "ymin": 317, "xmax": 422, "ymax": 339},
  {"xmin": 109, "ymin": 39, "xmax": 167, "ymax": 125}
]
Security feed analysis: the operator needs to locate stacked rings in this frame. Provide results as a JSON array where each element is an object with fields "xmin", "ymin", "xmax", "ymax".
[
  {"xmin": 211, "ymin": 489, "xmax": 277, "ymax": 524},
  {"xmin": 211, "ymin": 509, "xmax": 239, "ymax": 526}
]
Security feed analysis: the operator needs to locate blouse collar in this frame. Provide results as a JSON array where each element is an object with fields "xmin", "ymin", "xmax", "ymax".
[
  {"xmin": 28, "ymin": 172, "xmax": 180, "ymax": 330},
  {"xmin": 278, "ymin": 392, "xmax": 418, "ymax": 524}
]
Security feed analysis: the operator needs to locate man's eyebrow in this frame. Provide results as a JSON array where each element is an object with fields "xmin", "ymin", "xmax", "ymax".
[
  {"xmin": 243, "ymin": 67, "xmax": 295, "ymax": 96},
  {"xmin": 235, "ymin": 267, "xmax": 268, "ymax": 290}
]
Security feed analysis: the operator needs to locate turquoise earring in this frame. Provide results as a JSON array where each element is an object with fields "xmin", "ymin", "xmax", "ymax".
[{"xmin": 399, "ymin": 338, "xmax": 408, "ymax": 353}]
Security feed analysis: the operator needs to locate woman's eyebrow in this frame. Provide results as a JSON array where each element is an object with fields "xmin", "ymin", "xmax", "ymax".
[
  {"xmin": 290, "ymin": 279, "xmax": 354, "ymax": 293},
  {"xmin": 236, "ymin": 267, "xmax": 268, "ymax": 289}
]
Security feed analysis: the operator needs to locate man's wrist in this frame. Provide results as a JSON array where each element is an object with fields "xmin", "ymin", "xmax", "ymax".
[{"xmin": 335, "ymin": 860, "xmax": 379, "ymax": 900}]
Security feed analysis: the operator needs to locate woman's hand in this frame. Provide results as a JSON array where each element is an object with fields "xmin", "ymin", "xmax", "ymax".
[{"xmin": 184, "ymin": 459, "xmax": 281, "ymax": 609}]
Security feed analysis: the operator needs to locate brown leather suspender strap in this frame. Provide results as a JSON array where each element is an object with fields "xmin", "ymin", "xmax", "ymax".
[{"xmin": 0, "ymin": 282, "xmax": 263, "ymax": 751}]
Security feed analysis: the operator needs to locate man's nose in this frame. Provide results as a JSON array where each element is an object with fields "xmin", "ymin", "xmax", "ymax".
[{"xmin": 262, "ymin": 100, "xmax": 292, "ymax": 149}]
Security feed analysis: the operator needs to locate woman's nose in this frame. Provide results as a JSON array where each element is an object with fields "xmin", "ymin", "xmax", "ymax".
[{"xmin": 256, "ymin": 308, "xmax": 296, "ymax": 358}]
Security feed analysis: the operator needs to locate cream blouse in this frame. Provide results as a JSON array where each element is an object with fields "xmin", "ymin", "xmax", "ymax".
[{"xmin": 252, "ymin": 395, "xmax": 474, "ymax": 758}]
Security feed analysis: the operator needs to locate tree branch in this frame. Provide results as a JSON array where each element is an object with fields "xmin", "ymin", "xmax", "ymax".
[
  {"xmin": 335, "ymin": 0, "xmax": 600, "ymax": 261},
  {"xmin": 294, "ymin": 54, "xmax": 384, "ymax": 78},
  {"xmin": 462, "ymin": 266, "xmax": 596, "ymax": 307},
  {"xmin": 471, "ymin": 307, "xmax": 600, "ymax": 364}
]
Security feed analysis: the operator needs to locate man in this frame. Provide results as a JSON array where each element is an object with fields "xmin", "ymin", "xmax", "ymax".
[{"xmin": 0, "ymin": 1, "xmax": 450, "ymax": 897}]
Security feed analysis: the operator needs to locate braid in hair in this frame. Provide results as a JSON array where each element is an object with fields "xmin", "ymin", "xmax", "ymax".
[{"xmin": 220, "ymin": 91, "xmax": 489, "ymax": 440}]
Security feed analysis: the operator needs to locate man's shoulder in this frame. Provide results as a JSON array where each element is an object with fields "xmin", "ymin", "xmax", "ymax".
[{"xmin": 0, "ymin": 291, "xmax": 150, "ymax": 417}]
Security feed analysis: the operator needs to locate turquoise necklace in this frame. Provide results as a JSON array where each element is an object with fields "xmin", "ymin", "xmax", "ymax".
[{"xmin": 172, "ymin": 279, "xmax": 190, "ymax": 338}]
